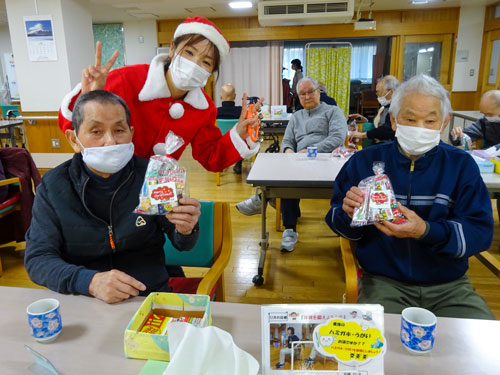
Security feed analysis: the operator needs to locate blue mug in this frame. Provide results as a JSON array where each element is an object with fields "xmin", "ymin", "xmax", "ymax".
[
  {"xmin": 27, "ymin": 298, "xmax": 62, "ymax": 343},
  {"xmin": 307, "ymin": 146, "xmax": 318, "ymax": 159},
  {"xmin": 400, "ymin": 307, "xmax": 436, "ymax": 354}
]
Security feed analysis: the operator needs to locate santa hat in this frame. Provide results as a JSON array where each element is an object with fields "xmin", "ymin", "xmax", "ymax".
[{"xmin": 173, "ymin": 17, "xmax": 230, "ymax": 62}]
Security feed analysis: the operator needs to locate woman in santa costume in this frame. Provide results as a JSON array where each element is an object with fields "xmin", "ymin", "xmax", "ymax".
[{"xmin": 58, "ymin": 17, "xmax": 260, "ymax": 172}]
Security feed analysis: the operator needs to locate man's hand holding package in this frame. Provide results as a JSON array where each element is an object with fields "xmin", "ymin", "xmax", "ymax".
[{"xmin": 166, "ymin": 197, "xmax": 201, "ymax": 235}]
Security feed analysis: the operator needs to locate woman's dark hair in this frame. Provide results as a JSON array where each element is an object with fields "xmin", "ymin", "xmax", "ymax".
[
  {"xmin": 287, "ymin": 327, "xmax": 295, "ymax": 334},
  {"xmin": 164, "ymin": 33, "xmax": 221, "ymax": 78},
  {"xmin": 291, "ymin": 59, "xmax": 302, "ymax": 71}
]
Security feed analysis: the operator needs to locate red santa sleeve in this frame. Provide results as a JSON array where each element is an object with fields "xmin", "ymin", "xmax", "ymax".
[{"xmin": 189, "ymin": 105, "xmax": 259, "ymax": 172}]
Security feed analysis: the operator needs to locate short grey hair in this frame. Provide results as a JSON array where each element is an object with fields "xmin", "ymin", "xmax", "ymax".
[
  {"xmin": 297, "ymin": 76, "xmax": 319, "ymax": 93},
  {"xmin": 483, "ymin": 90, "xmax": 500, "ymax": 108},
  {"xmin": 73, "ymin": 90, "xmax": 131, "ymax": 135},
  {"xmin": 378, "ymin": 75, "xmax": 399, "ymax": 91},
  {"xmin": 389, "ymin": 74, "xmax": 452, "ymax": 120}
]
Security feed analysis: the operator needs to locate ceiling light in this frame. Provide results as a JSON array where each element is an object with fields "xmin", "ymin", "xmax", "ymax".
[
  {"xmin": 427, "ymin": 47, "xmax": 434, "ymax": 52},
  {"xmin": 229, "ymin": 1, "xmax": 252, "ymax": 9},
  {"xmin": 418, "ymin": 48, "xmax": 427, "ymax": 53},
  {"xmin": 411, "ymin": 0, "xmax": 429, "ymax": 4}
]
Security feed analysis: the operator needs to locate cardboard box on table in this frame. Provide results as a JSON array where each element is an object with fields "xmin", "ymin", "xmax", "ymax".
[{"xmin": 124, "ymin": 292, "xmax": 211, "ymax": 361}]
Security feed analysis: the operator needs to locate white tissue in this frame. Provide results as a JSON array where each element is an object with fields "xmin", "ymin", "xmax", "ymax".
[{"xmin": 163, "ymin": 323, "xmax": 259, "ymax": 375}]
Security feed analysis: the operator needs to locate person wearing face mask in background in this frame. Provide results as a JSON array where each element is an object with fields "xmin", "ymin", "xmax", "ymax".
[
  {"xmin": 325, "ymin": 74, "xmax": 495, "ymax": 319},
  {"xmin": 58, "ymin": 17, "xmax": 262, "ymax": 172},
  {"xmin": 25, "ymin": 90, "xmax": 201, "ymax": 304},
  {"xmin": 348, "ymin": 75, "xmax": 400, "ymax": 143},
  {"xmin": 449, "ymin": 90, "xmax": 500, "ymax": 228}
]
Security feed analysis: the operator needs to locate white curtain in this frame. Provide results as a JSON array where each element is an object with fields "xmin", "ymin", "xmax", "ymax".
[
  {"xmin": 215, "ymin": 41, "xmax": 284, "ymax": 107},
  {"xmin": 350, "ymin": 41, "xmax": 377, "ymax": 83}
]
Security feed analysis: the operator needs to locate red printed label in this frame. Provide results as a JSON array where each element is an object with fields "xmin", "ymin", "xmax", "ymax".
[
  {"xmin": 151, "ymin": 186, "xmax": 174, "ymax": 201},
  {"xmin": 371, "ymin": 192, "xmax": 388, "ymax": 204}
]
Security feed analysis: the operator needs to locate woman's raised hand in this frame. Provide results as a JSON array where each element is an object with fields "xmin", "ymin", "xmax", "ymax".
[
  {"xmin": 81, "ymin": 41, "xmax": 119, "ymax": 94},
  {"xmin": 235, "ymin": 93, "xmax": 265, "ymax": 140}
]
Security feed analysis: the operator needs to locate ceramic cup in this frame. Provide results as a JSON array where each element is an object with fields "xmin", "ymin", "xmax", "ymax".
[
  {"xmin": 400, "ymin": 307, "xmax": 436, "ymax": 354},
  {"xmin": 307, "ymin": 146, "xmax": 318, "ymax": 159},
  {"xmin": 26, "ymin": 298, "xmax": 62, "ymax": 343}
]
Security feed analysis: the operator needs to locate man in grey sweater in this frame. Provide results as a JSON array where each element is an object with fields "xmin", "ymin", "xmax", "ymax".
[{"xmin": 237, "ymin": 77, "xmax": 347, "ymax": 252}]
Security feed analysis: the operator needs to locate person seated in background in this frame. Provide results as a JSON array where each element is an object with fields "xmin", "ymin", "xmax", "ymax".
[
  {"xmin": 216, "ymin": 83, "xmax": 243, "ymax": 174},
  {"xmin": 348, "ymin": 75, "xmax": 400, "ymax": 143},
  {"xmin": 326, "ymin": 74, "xmax": 495, "ymax": 319},
  {"xmin": 295, "ymin": 82, "xmax": 337, "ymax": 111},
  {"xmin": 237, "ymin": 76, "xmax": 347, "ymax": 252},
  {"xmin": 276, "ymin": 327, "xmax": 300, "ymax": 369},
  {"xmin": 25, "ymin": 90, "xmax": 201, "ymax": 304},
  {"xmin": 449, "ymin": 90, "xmax": 500, "ymax": 224}
]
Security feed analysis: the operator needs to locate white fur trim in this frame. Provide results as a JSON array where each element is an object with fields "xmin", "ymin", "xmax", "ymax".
[
  {"xmin": 229, "ymin": 126, "xmax": 260, "ymax": 159},
  {"xmin": 60, "ymin": 82, "xmax": 82, "ymax": 122},
  {"xmin": 184, "ymin": 88, "xmax": 208, "ymax": 110},
  {"xmin": 138, "ymin": 54, "xmax": 171, "ymax": 102},
  {"xmin": 174, "ymin": 22, "xmax": 229, "ymax": 61}
]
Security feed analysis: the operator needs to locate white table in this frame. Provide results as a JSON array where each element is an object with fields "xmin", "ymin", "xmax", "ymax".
[
  {"xmin": 246, "ymin": 153, "xmax": 348, "ymax": 285},
  {"xmin": 31, "ymin": 153, "xmax": 74, "ymax": 169},
  {"xmin": 0, "ymin": 286, "xmax": 499, "ymax": 375}
]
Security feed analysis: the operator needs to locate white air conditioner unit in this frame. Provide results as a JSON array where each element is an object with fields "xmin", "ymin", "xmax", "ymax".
[{"xmin": 258, "ymin": 0, "xmax": 354, "ymax": 27}]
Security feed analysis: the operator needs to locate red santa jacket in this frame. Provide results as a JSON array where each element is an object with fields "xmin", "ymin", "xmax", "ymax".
[{"xmin": 58, "ymin": 54, "xmax": 259, "ymax": 172}]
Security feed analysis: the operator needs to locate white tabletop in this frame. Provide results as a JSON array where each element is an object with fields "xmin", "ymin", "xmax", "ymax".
[
  {"xmin": 0, "ymin": 119, "xmax": 23, "ymax": 127},
  {"xmin": 31, "ymin": 153, "xmax": 74, "ymax": 169},
  {"xmin": 247, "ymin": 153, "xmax": 348, "ymax": 187},
  {"xmin": 0, "ymin": 286, "xmax": 499, "ymax": 374}
]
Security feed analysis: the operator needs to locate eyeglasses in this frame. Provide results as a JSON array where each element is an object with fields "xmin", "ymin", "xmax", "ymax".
[{"xmin": 298, "ymin": 88, "xmax": 319, "ymax": 98}]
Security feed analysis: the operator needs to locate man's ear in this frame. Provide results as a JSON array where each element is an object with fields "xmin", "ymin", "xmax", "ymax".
[
  {"xmin": 440, "ymin": 113, "xmax": 452, "ymax": 134},
  {"xmin": 65, "ymin": 129, "xmax": 82, "ymax": 153},
  {"xmin": 390, "ymin": 113, "xmax": 397, "ymax": 132},
  {"xmin": 129, "ymin": 126, "xmax": 135, "ymax": 139}
]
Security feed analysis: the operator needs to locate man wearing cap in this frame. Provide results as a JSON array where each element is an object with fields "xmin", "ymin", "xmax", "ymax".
[{"xmin": 58, "ymin": 17, "xmax": 260, "ymax": 173}]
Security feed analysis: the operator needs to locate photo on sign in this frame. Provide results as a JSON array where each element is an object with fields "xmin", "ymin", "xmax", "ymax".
[{"xmin": 269, "ymin": 323, "xmax": 339, "ymax": 371}]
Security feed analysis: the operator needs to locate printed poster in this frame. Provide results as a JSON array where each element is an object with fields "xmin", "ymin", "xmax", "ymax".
[{"xmin": 24, "ymin": 15, "xmax": 58, "ymax": 62}]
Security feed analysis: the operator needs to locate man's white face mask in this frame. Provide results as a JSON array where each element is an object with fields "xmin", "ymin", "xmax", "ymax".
[
  {"xmin": 170, "ymin": 54, "xmax": 211, "ymax": 91},
  {"xmin": 377, "ymin": 91, "xmax": 391, "ymax": 107},
  {"xmin": 395, "ymin": 123, "xmax": 442, "ymax": 156},
  {"xmin": 76, "ymin": 136, "xmax": 134, "ymax": 174},
  {"xmin": 484, "ymin": 114, "xmax": 500, "ymax": 123}
]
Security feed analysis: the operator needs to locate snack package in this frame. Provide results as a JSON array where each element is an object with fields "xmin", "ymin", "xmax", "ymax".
[
  {"xmin": 135, "ymin": 131, "xmax": 188, "ymax": 215},
  {"xmin": 332, "ymin": 146, "xmax": 357, "ymax": 158},
  {"xmin": 351, "ymin": 162, "xmax": 406, "ymax": 227}
]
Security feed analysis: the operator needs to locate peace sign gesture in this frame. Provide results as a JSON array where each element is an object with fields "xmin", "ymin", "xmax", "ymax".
[{"xmin": 81, "ymin": 41, "xmax": 119, "ymax": 94}]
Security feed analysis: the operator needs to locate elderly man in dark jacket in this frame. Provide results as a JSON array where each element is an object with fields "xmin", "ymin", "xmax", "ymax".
[{"xmin": 25, "ymin": 90, "xmax": 201, "ymax": 304}]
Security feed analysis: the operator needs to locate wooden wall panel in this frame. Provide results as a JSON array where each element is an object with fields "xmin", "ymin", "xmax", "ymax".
[
  {"xmin": 450, "ymin": 92, "xmax": 480, "ymax": 111},
  {"xmin": 23, "ymin": 112, "xmax": 74, "ymax": 153},
  {"xmin": 157, "ymin": 8, "xmax": 459, "ymax": 45}
]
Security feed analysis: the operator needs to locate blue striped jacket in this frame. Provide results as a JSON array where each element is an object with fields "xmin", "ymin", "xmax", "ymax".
[{"xmin": 325, "ymin": 140, "xmax": 493, "ymax": 284}]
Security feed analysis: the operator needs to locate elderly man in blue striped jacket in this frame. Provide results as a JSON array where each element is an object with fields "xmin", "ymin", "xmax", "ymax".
[{"xmin": 326, "ymin": 74, "xmax": 495, "ymax": 319}]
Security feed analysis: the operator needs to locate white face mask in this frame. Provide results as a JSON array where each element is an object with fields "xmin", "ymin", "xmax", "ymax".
[
  {"xmin": 395, "ymin": 123, "xmax": 441, "ymax": 156},
  {"xmin": 170, "ymin": 54, "xmax": 211, "ymax": 91},
  {"xmin": 377, "ymin": 91, "xmax": 391, "ymax": 107},
  {"xmin": 485, "ymin": 115, "xmax": 500, "ymax": 123},
  {"xmin": 77, "ymin": 137, "xmax": 134, "ymax": 174}
]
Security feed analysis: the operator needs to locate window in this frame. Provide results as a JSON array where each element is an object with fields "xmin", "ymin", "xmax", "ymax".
[{"xmin": 282, "ymin": 39, "xmax": 377, "ymax": 84}]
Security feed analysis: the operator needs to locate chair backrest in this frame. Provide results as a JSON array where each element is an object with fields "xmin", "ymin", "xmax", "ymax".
[
  {"xmin": 0, "ymin": 104, "xmax": 20, "ymax": 119},
  {"xmin": 216, "ymin": 119, "xmax": 238, "ymax": 136},
  {"xmin": 164, "ymin": 200, "xmax": 215, "ymax": 267}
]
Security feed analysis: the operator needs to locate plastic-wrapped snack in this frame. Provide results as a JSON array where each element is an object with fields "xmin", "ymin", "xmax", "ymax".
[
  {"xmin": 351, "ymin": 162, "xmax": 406, "ymax": 227},
  {"xmin": 332, "ymin": 146, "xmax": 357, "ymax": 158},
  {"xmin": 135, "ymin": 131, "xmax": 188, "ymax": 215}
]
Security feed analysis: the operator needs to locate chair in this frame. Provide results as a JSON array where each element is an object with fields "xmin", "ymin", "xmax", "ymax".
[
  {"xmin": 340, "ymin": 236, "xmax": 500, "ymax": 304},
  {"xmin": 164, "ymin": 201, "xmax": 232, "ymax": 301},
  {"xmin": 359, "ymin": 91, "xmax": 379, "ymax": 120},
  {"xmin": 216, "ymin": 119, "xmax": 239, "ymax": 186},
  {"xmin": 0, "ymin": 177, "xmax": 22, "ymax": 276}
]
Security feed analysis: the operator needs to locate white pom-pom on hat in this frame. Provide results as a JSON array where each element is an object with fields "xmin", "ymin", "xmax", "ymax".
[{"xmin": 169, "ymin": 102, "xmax": 184, "ymax": 119}]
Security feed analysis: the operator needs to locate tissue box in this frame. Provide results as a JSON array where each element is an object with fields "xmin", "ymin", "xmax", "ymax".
[
  {"xmin": 124, "ymin": 292, "xmax": 211, "ymax": 361},
  {"xmin": 476, "ymin": 159, "xmax": 494, "ymax": 173}
]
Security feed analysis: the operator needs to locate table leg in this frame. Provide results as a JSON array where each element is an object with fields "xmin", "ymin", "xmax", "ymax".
[
  {"xmin": 10, "ymin": 126, "xmax": 17, "ymax": 147},
  {"xmin": 253, "ymin": 188, "xmax": 268, "ymax": 286}
]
